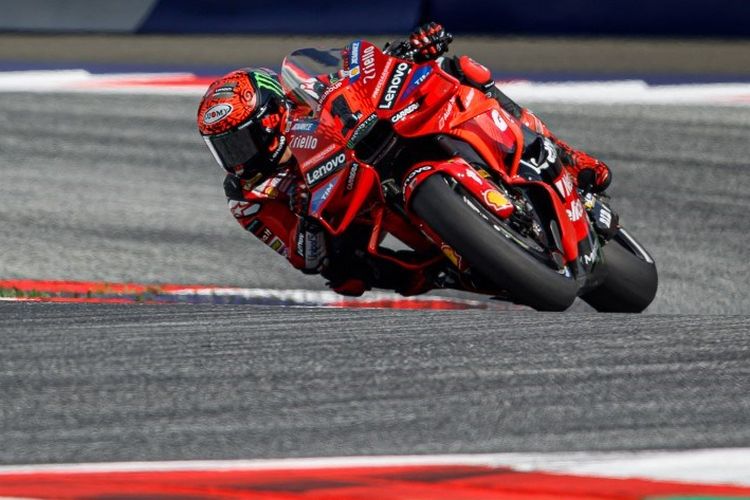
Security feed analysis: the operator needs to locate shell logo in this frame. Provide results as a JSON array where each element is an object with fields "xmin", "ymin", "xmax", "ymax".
[
  {"xmin": 441, "ymin": 244, "xmax": 462, "ymax": 268},
  {"xmin": 483, "ymin": 189, "xmax": 511, "ymax": 211},
  {"xmin": 203, "ymin": 104, "xmax": 233, "ymax": 125}
]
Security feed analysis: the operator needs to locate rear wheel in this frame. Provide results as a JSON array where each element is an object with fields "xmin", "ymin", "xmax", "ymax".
[
  {"xmin": 411, "ymin": 175, "xmax": 578, "ymax": 311},
  {"xmin": 582, "ymin": 228, "xmax": 658, "ymax": 312}
]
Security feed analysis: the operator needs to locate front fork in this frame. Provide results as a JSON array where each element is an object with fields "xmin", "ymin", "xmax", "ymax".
[{"xmin": 583, "ymin": 192, "xmax": 620, "ymax": 241}]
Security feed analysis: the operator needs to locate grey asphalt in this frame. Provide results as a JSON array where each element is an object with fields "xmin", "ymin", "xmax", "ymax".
[{"xmin": 1, "ymin": 303, "xmax": 749, "ymax": 465}]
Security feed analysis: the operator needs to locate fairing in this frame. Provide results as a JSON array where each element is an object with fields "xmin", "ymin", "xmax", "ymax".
[{"xmin": 279, "ymin": 39, "xmax": 596, "ymax": 284}]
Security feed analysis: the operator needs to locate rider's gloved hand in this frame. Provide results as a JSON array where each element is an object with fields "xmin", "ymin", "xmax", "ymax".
[
  {"xmin": 289, "ymin": 179, "xmax": 310, "ymax": 216},
  {"xmin": 409, "ymin": 22, "xmax": 453, "ymax": 62},
  {"xmin": 558, "ymin": 145, "xmax": 612, "ymax": 193}
]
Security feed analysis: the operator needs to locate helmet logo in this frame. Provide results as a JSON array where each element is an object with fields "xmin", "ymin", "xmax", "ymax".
[
  {"xmin": 203, "ymin": 104, "xmax": 233, "ymax": 125},
  {"xmin": 253, "ymin": 72, "xmax": 284, "ymax": 97}
]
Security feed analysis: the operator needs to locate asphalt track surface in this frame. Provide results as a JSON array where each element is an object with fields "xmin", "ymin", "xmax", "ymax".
[
  {"xmin": 2, "ymin": 58, "xmax": 750, "ymax": 464},
  {"xmin": 2, "ymin": 304, "xmax": 750, "ymax": 465}
]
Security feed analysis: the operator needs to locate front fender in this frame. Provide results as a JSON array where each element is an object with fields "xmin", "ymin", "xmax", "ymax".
[
  {"xmin": 402, "ymin": 158, "xmax": 514, "ymax": 220},
  {"xmin": 404, "ymin": 158, "xmax": 581, "ymax": 264}
]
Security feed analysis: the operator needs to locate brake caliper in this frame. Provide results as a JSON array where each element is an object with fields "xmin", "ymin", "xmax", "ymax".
[{"xmin": 583, "ymin": 192, "xmax": 619, "ymax": 240}]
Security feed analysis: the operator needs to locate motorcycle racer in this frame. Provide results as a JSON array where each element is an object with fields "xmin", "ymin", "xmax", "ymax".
[
  {"xmin": 197, "ymin": 68, "xmax": 429, "ymax": 296},
  {"xmin": 197, "ymin": 24, "xmax": 612, "ymax": 297}
]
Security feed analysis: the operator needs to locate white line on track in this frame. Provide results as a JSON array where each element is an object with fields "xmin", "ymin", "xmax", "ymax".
[
  {"xmin": 1, "ymin": 70, "xmax": 750, "ymax": 105},
  {"xmin": 0, "ymin": 449, "xmax": 748, "ymax": 486}
]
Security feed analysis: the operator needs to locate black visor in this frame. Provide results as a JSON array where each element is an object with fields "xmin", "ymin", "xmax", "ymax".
[{"xmin": 203, "ymin": 119, "xmax": 266, "ymax": 173}]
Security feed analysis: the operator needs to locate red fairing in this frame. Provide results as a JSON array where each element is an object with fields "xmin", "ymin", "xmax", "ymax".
[
  {"xmin": 456, "ymin": 55, "xmax": 493, "ymax": 88},
  {"xmin": 402, "ymin": 158, "xmax": 513, "ymax": 221},
  {"xmin": 276, "ymin": 40, "xmax": 596, "ymax": 270}
]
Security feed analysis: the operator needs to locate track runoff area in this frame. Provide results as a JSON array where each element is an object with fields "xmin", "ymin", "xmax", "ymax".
[{"xmin": 1, "ymin": 67, "xmax": 750, "ymax": 497}]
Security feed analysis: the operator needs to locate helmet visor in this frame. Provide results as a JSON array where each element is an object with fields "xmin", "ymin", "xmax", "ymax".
[{"xmin": 203, "ymin": 119, "xmax": 265, "ymax": 173}]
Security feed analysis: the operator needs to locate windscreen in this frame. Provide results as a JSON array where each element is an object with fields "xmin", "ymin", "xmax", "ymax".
[{"xmin": 280, "ymin": 47, "xmax": 345, "ymax": 116}]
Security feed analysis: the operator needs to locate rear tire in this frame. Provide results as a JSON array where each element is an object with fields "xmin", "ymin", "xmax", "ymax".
[
  {"xmin": 582, "ymin": 228, "xmax": 658, "ymax": 312},
  {"xmin": 411, "ymin": 175, "xmax": 578, "ymax": 311}
]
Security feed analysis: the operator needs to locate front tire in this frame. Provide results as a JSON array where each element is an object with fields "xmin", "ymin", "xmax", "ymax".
[
  {"xmin": 411, "ymin": 175, "xmax": 578, "ymax": 311},
  {"xmin": 582, "ymin": 228, "xmax": 658, "ymax": 312}
]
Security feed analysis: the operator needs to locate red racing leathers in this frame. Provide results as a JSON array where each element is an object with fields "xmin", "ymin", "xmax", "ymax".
[{"xmin": 223, "ymin": 163, "xmax": 432, "ymax": 297}]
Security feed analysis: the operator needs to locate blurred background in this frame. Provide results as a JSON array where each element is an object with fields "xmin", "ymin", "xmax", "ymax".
[
  {"xmin": 1, "ymin": 0, "xmax": 750, "ymax": 77},
  {"xmin": 2, "ymin": 0, "xmax": 750, "ymax": 36}
]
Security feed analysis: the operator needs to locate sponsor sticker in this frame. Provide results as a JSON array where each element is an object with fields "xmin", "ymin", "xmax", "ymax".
[
  {"xmin": 582, "ymin": 245, "xmax": 597, "ymax": 265},
  {"xmin": 483, "ymin": 189, "xmax": 511, "ymax": 211},
  {"xmin": 212, "ymin": 84, "xmax": 236, "ymax": 96},
  {"xmin": 301, "ymin": 143, "xmax": 337, "ymax": 169},
  {"xmin": 390, "ymin": 101, "xmax": 420, "ymax": 123},
  {"xmin": 402, "ymin": 165, "xmax": 433, "ymax": 192},
  {"xmin": 465, "ymin": 168, "xmax": 484, "ymax": 185},
  {"xmin": 555, "ymin": 172, "xmax": 575, "ymax": 198},
  {"xmin": 295, "ymin": 227, "xmax": 305, "ymax": 257},
  {"xmin": 400, "ymin": 65, "xmax": 432, "ymax": 101},
  {"xmin": 348, "ymin": 41, "xmax": 361, "ymax": 81},
  {"xmin": 291, "ymin": 120, "xmax": 319, "ymax": 133},
  {"xmin": 438, "ymin": 100, "xmax": 454, "ymax": 129},
  {"xmin": 346, "ymin": 163, "xmax": 359, "ymax": 191},
  {"xmin": 253, "ymin": 72, "xmax": 283, "ymax": 97},
  {"xmin": 347, "ymin": 113, "xmax": 378, "ymax": 148},
  {"xmin": 262, "ymin": 185, "xmax": 279, "ymax": 199},
  {"xmin": 491, "ymin": 109, "xmax": 508, "ymax": 132},
  {"xmin": 203, "ymin": 104, "xmax": 232, "ymax": 125},
  {"xmin": 567, "ymin": 198, "xmax": 585, "ymax": 222},
  {"xmin": 378, "ymin": 62, "xmax": 411, "ymax": 110},
  {"xmin": 268, "ymin": 134, "xmax": 287, "ymax": 163},
  {"xmin": 441, "ymin": 244, "xmax": 462, "ymax": 268},
  {"xmin": 372, "ymin": 58, "xmax": 395, "ymax": 99},
  {"xmin": 310, "ymin": 178, "xmax": 338, "ymax": 212},
  {"xmin": 305, "ymin": 150, "xmax": 347, "ymax": 186},
  {"xmin": 317, "ymin": 80, "xmax": 343, "ymax": 110},
  {"xmin": 246, "ymin": 219, "xmax": 263, "ymax": 234},
  {"xmin": 361, "ymin": 44, "xmax": 376, "ymax": 83},
  {"xmin": 269, "ymin": 236, "xmax": 287, "ymax": 255},
  {"xmin": 304, "ymin": 225, "xmax": 326, "ymax": 269},
  {"xmin": 290, "ymin": 135, "xmax": 319, "ymax": 150}
]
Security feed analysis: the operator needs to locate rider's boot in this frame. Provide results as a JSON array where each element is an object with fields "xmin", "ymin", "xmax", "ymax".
[{"xmin": 446, "ymin": 55, "xmax": 612, "ymax": 194}]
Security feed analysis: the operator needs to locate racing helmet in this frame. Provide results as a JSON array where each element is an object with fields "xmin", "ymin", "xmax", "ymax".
[{"xmin": 197, "ymin": 68, "xmax": 289, "ymax": 182}]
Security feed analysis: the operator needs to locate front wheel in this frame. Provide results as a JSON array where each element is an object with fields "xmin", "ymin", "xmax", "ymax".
[
  {"xmin": 582, "ymin": 228, "xmax": 658, "ymax": 312},
  {"xmin": 411, "ymin": 175, "xmax": 578, "ymax": 311}
]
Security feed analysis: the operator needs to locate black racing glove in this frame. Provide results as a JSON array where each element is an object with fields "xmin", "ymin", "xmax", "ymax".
[
  {"xmin": 409, "ymin": 22, "xmax": 453, "ymax": 62},
  {"xmin": 289, "ymin": 179, "xmax": 310, "ymax": 216}
]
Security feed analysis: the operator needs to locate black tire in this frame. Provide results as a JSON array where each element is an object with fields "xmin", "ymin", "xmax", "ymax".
[
  {"xmin": 582, "ymin": 228, "xmax": 658, "ymax": 312},
  {"xmin": 411, "ymin": 175, "xmax": 578, "ymax": 311}
]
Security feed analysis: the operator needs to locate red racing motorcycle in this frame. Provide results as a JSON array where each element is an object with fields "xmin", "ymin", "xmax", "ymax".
[{"xmin": 280, "ymin": 41, "xmax": 658, "ymax": 311}]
